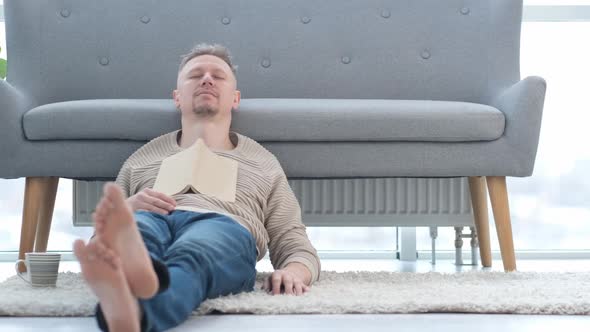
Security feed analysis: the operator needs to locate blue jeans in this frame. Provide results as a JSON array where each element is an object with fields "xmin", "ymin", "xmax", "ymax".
[{"xmin": 96, "ymin": 210, "xmax": 258, "ymax": 332}]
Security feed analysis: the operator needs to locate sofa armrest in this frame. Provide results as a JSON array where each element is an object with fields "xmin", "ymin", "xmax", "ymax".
[
  {"xmin": 491, "ymin": 76, "xmax": 547, "ymax": 164},
  {"xmin": 0, "ymin": 80, "xmax": 31, "ymax": 172}
]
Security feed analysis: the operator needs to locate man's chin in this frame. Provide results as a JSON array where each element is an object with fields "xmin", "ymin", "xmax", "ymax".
[{"xmin": 191, "ymin": 106, "xmax": 219, "ymax": 117}]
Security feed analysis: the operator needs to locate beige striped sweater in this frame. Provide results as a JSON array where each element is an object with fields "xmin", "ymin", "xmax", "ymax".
[{"xmin": 115, "ymin": 129, "xmax": 320, "ymax": 283}]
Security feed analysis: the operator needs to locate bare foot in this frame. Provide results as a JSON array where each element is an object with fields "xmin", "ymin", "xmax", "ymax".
[
  {"xmin": 92, "ymin": 182, "xmax": 159, "ymax": 299},
  {"xmin": 73, "ymin": 239, "xmax": 141, "ymax": 332}
]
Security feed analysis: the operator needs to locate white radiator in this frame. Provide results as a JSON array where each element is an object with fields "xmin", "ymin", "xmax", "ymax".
[
  {"xmin": 73, "ymin": 180, "xmax": 105, "ymax": 227},
  {"xmin": 73, "ymin": 178, "xmax": 474, "ymax": 228}
]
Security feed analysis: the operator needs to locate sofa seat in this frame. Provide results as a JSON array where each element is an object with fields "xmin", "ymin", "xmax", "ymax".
[{"xmin": 23, "ymin": 99, "xmax": 505, "ymax": 142}]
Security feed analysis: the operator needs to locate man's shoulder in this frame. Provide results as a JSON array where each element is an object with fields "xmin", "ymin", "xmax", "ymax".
[{"xmin": 236, "ymin": 132, "xmax": 281, "ymax": 168}]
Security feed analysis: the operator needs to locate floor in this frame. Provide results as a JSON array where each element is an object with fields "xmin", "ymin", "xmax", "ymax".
[{"xmin": 1, "ymin": 258, "xmax": 589, "ymax": 332}]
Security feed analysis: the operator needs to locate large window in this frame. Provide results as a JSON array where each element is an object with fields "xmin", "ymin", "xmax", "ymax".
[
  {"xmin": 0, "ymin": 3, "xmax": 589, "ymax": 254},
  {"xmin": 414, "ymin": 20, "xmax": 590, "ymax": 251}
]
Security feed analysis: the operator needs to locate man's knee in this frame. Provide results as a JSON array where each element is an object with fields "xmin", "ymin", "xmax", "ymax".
[
  {"xmin": 169, "ymin": 237, "xmax": 216, "ymax": 257},
  {"xmin": 134, "ymin": 212, "xmax": 171, "ymax": 251}
]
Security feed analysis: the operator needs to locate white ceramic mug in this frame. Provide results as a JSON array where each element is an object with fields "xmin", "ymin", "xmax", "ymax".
[{"xmin": 15, "ymin": 252, "xmax": 61, "ymax": 287}]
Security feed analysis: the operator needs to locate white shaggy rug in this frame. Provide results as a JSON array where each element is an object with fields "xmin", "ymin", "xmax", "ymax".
[{"xmin": 1, "ymin": 270, "xmax": 589, "ymax": 316}]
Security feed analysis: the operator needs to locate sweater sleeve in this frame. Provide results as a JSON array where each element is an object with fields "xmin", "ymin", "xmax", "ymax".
[
  {"xmin": 264, "ymin": 164, "xmax": 321, "ymax": 284},
  {"xmin": 114, "ymin": 161, "xmax": 132, "ymax": 198}
]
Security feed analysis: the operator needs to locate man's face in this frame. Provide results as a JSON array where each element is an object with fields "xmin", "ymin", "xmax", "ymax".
[{"xmin": 174, "ymin": 55, "xmax": 240, "ymax": 120}]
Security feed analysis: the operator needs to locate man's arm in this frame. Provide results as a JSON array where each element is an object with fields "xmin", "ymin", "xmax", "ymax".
[
  {"xmin": 264, "ymin": 164, "xmax": 321, "ymax": 289},
  {"xmin": 115, "ymin": 161, "xmax": 176, "ymax": 214}
]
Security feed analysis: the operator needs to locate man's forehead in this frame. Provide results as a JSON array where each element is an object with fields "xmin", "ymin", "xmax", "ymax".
[{"xmin": 184, "ymin": 55, "xmax": 232, "ymax": 73}]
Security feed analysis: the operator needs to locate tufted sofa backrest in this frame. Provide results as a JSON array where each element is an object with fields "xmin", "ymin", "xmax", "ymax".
[{"xmin": 5, "ymin": 0, "xmax": 522, "ymax": 106}]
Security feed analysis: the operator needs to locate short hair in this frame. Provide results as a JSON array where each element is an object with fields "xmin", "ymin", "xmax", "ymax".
[{"xmin": 178, "ymin": 43, "xmax": 238, "ymax": 75}]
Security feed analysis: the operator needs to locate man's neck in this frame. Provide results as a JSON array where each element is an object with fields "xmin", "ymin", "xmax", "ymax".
[{"xmin": 179, "ymin": 121, "xmax": 235, "ymax": 151}]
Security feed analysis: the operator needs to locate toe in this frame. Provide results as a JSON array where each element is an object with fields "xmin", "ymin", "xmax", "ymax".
[
  {"xmin": 86, "ymin": 238, "xmax": 95, "ymax": 248},
  {"xmin": 102, "ymin": 245, "xmax": 115, "ymax": 257},
  {"xmin": 104, "ymin": 247, "xmax": 116, "ymax": 260},
  {"xmin": 94, "ymin": 214, "xmax": 106, "ymax": 226},
  {"xmin": 106, "ymin": 255, "xmax": 121, "ymax": 270},
  {"xmin": 100, "ymin": 246, "xmax": 121, "ymax": 269},
  {"xmin": 73, "ymin": 239, "xmax": 86, "ymax": 261},
  {"xmin": 86, "ymin": 240, "xmax": 98, "ymax": 254},
  {"xmin": 105, "ymin": 182, "xmax": 126, "ymax": 205},
  {"xmin": 96, "ymin": 200, "xmax": 106, "ymax": 214},
  {"xmin": 92, "ymin": 212, "xmax": 105, "ymax": 223},
  {"xmin": 94, "ymin": 241, "xmax": 107, "ymax": 257},
  {"xmin": 104, "ymin": 197, "xmax": 116, "ymax": 209},
  {"xmin": 98, "ymin": 195, "xmax": 114, "ymax": 209}
]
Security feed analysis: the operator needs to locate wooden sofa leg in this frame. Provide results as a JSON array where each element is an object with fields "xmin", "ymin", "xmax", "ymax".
[
  {"xmin": 18, "ymin": 177, "xmax": 59, "ymax": 273},
  {"xmin": 34, "ymin": 177, "xmax": 59, "ymax": 252},
  {"xmin": 486, "ymin": 176, "xmax": 517, "ymax": 271},
  {"xmin": 468, "ymin": 176, "xmax": 492, "ymax": 268}
]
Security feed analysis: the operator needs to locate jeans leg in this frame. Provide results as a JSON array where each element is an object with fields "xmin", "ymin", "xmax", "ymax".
[
  {"xmin": 138, "ymin": 212, "xmax": 257, "ymax": 332},
  {"xmin": 134, "ymin": 211, "xmax": 173, "ymax": 260}
]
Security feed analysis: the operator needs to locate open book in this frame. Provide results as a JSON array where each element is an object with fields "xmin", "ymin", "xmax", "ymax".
[{"xmin": 152, "ymin": 138, "xmax": 238, "ymax": 202}]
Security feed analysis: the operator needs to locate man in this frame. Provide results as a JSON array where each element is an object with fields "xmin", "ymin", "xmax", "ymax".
[{"xmin": 73, "ymin": 43, "xmax": 321, "ymax": 332}]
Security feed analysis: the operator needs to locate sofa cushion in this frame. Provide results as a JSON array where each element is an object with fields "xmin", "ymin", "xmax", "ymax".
[
  {"xmin": 23, "ymin": 99, "xmax": 504, "ymax": 142},
  {"xmin": 23, "ymin": 100, "xmax": 180, "ymax": 141},
  {"xmin": 235, "ymin": 99, "xmax": 505, "ymax": 142}
]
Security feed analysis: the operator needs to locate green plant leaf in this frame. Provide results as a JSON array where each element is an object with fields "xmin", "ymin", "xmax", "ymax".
[{"xmin": 0, "ymin": 58, "xmax": 7, "ymax": 79}]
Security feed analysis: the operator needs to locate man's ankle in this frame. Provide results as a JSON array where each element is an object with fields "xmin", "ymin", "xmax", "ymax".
[{"xmin": 150, "ymin": 257, "xmax": 170, "ymax": 293}]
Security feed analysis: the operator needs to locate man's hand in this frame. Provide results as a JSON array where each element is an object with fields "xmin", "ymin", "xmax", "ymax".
[
  {"xmin": 127, "ymin": 188, "xmax": 176, "ymax": 215},
  {"xmin": 262, "ymin": 262, "xmax": 312, "ymax": 296}
]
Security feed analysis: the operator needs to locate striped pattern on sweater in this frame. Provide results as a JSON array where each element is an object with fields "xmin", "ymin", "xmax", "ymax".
[{"xmin": 115, "ymin": 129, "xmax": 320, "ymax": 282}]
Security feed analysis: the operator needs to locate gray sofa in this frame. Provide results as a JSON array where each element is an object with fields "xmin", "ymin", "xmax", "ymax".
[{"xmin": 2, "ymin": 0, "xmax": 545, "ymax": 271}]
